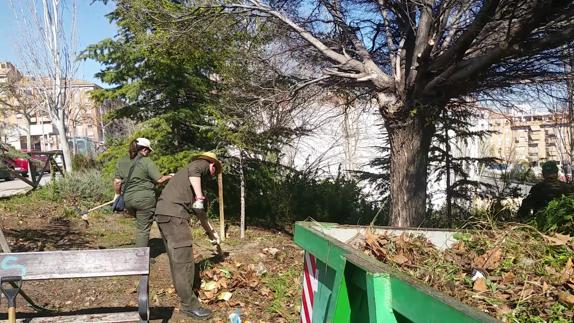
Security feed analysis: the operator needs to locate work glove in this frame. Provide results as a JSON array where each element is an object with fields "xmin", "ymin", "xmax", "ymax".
[
  {"xmin": 192, "ymin": 200, "xmax": 204, "ymax": 209},
  {"xmin": 113, "ymin": 193, "xmax": 120, "ymax": 201},
  {"xmin": 192, "ymin": 197, "xmax": 207, "ymax": 210}
]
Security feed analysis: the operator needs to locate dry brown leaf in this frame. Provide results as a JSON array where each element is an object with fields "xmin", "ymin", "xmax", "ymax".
[
  {"xmin": 559, "ymin": 258, "xmax": 574, "ymax": 284},
  {"xmin": 473, "ymin": 278, "xmax": 488, "ymax": 292},
  {"xmin": 520, "ymin": 288, "xmax": 533, "ymax": 299},
  {"xmin": 392, "ymin": 253, "xmax": 410, "ymax": 265},
  {"xmin": 452, "ymin": 241, "xmax": 466, "ymax": 253},
  {"xmin": 495, "ymin": 292, "xmax": 511, "ymax": 300},
  {"xmin": 502, "ymin": 272, "xmax": 515, "ymax": 284},
  {"xmin": 542, "ymin": 281, "xmax": 549, "ymax": 293},
  {"xmin": 248, "ymin": 279, "xmax": 260, "ymax": 288},
  {"xmin": 543, "ymin": 233, "xmax": 572, "ymax": 246},
  {"xmin": 473, "ymin": 248, "xmax": 503, "ymax": 270},
  {"xmin": 204, "ymin": 290, "xmax": 216, "ymax": 300},
  {"xmin": 496, "ymin": 304, "xmax": 512, "ymax": 316},
  {"xmin": 260, "ymin": 287, "xmax": 272, "ymax": 297},
  {"xmin": 559, "ymin": 291, "xmax": 574, "ymax": 306},
  {"xmin": 228, "ymin": 300, "xmax": 245, "ymax": 307}
]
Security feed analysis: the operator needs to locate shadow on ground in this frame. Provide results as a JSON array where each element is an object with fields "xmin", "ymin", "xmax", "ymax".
[{"xmin": 3, "ymin": 217, "xmax": 90, "ymax": 252}]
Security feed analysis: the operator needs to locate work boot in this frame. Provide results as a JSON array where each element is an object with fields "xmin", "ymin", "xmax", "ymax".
[{"xmin": 180, "ymin": 305, "xmax": 213, "ymax": 320}]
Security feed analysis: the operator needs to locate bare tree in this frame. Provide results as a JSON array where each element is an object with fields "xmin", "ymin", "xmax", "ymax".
[
  {"xmin": 206, "ymin": 0, "xmax": 574, "ymax": 226},
  {"xmin": 0, "ymin": 75, "xmax": 44, "ymax": 150},
  {"xmin": 10, "ymin": 0, "xmax": 79, "ymax": 172}
]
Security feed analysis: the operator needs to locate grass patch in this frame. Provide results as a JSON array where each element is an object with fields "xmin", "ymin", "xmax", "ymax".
[{"xmin": 263, "ymin": 265, "xmax": 301, "ymax": 320}]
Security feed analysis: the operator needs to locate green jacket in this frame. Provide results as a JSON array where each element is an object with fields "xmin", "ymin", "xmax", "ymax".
[{"xmin": 115, "ymin": 155, "xmax": 162, "ymax": 202}]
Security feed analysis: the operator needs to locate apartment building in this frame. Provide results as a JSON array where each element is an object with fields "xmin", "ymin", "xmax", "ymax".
[
  {"xmin": 483, "ymin": 108, "xmax": 570, "ymax": 166},
  {"xmin": 0, "ymin": 61, "xmax": 108, "ymax": 154}
]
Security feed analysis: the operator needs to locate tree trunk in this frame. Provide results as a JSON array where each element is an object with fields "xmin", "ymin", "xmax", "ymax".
[
  {"xmin": 54, "ymin": 115, "xmax": 72, "ymax": 173},
  {"xmin": 566, "ymin": 49, "xmax": 574, "ymax": 181},
  {"xmin": 387, "ymin": 115, "xmax": 435, "ymax": 227},
  {"xmin": 239, "ymin": 150, "xmax": 246, "ymax": 239},
  {"xmin": 444, "ymin": 112, "xmax": 453, "ymax": 227},
  {"xmin": 24, "ymin": 117, "xmax": 32, "ymax": 151}
]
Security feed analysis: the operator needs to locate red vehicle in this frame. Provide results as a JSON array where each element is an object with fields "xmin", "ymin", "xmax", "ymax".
[
  {"xmin": 0, "ymin": 144, "xmax": 46, "ymax": 178},
  {"xmin": 20, "ymin": 149, "xmax": 49, "ymax": 175}
]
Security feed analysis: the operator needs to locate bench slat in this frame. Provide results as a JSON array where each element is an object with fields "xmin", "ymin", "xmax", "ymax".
[
  {"xmin": 2, "ymin": 311, "xmax": 141, "ymax": 322},
  {"xmin": 0, "ymin": 248, "xmax": 149, "ymax": 280}
]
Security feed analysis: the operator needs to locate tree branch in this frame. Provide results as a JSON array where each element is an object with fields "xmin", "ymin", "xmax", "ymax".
[
  {"xmin": 431, "ymin": 0, "xmax": 501, "ymax": 70},
  {"xmin": 226, "ymin": 1, "xmax": 394, "ymax": 90}
]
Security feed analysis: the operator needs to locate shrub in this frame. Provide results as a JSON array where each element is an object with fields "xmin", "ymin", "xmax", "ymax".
[
  {"xmin": 43, "ymin": 169, "xmax": 113, "ymax": 206},
  {"xmin": 535, "ymin": 195, "xmax": 574, "ymax": 235},
  {"xmin": 72, "ymin": 154, "xmax": 99, "ymax": 171},
  {"xmin": 217, "ymin": 159, "xmax": 379, "ymax": 228}
]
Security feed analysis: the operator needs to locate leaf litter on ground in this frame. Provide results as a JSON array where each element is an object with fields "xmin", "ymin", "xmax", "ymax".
[{"xmin": 360, "ymin": 225, "xmax": 574, "ymax": 322}]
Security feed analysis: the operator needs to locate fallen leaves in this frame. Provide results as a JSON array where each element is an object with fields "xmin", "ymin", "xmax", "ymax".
[
  {"xmin": 473, "ymin": 278, "xmax": 488, "ymax": 292},
  {"xmin": 362, "ymin": 228, "xmax": 574, "ymax": 321},
  {"xmin": 472, "ymin": 248, "xmax": 503, "ymax": 270},
  {"xmin": 559, "ymin": 291, "xmax": 574, "ymax": 306},
  {"xmin": 217, "ymin": 291, "xmax": 233, "ymax": 301},
  {"xmin": 543, "ymin": 233, "xmax": 572, "ymax": 246},
  {"xmin": 502, "ymin": 272, "xmax": 515, "ymax": 284},
  {"xmin": 199, "ymin": 260, "xmax": 270, "ymax": 304},
  {"xmin": 559, "ymin": 258, "xmax": 574, "ymax": 284}
]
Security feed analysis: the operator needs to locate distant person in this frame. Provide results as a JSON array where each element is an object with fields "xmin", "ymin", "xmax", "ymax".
[
  {"xmin": 113, "ymin": 138, "xmax": 172, "ymax": 247},
  {"xmin": 154, "ymin": 152, "xmax": 223, "ymax": 320},
  {"xmin": 517, "ymin": 161, "xmax": 574, "ymax": 219}
]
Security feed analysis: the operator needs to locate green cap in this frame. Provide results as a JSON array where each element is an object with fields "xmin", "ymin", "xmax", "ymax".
[{"xmin": 542, "ymin": 161, "xmax": 559, "ymax": 174}]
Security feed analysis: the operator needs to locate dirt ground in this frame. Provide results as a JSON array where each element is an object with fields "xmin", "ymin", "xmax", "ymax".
[{"xmin": 0, "ymin": 199, "xmax": 303, "ymax": 322}]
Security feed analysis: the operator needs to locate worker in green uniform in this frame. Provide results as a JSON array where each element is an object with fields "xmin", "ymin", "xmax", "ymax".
[
  {"xmin": 154, "ymin": 152, "xmax": 222, "ymax": 320},
  {"xmin": 114, "ymin": 138, "xmax": 172, "ymax": 248},
  {"xmin": 518, "ymin": 160, "xmax": 574, "ymax": 219}
]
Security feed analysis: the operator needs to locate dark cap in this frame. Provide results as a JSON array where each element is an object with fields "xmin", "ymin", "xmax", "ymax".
[{"xmin": 542, "ymin": 161, "xmax": 559, "ymax": 174}]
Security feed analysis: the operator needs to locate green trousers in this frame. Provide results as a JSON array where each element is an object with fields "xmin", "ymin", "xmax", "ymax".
[
  {"xmin": 125, "ymin": 196, "xmax": 156, "ymax": 248},
  {"xmin": 155, "ymin": 214, "xmax": 201, "ymax": 309}
]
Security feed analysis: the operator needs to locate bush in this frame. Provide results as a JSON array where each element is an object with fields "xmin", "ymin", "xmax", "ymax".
[
  {"xmin": 535, "ymin": 195, "xmax": 574, "ymax": 235},
  {"xmin": 217, "ymin": 159, "xmax": 379, "ymax": 228},
  {"xmin": 43, "ymin": 169, "xmax": 113, "ymax": 206},
  {"xmin": 72, "ymin": 154, "xmax": 99, "ymax": 171}
]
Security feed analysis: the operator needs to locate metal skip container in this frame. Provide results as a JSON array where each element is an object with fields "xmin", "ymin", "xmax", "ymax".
[{"xmin": 294, "ymin": 221, "xmax": 499, "ymax": 323}]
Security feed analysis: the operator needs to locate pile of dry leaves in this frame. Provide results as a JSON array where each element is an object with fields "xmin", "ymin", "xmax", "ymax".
[
  {"xmin": 198, "ymin": 260, "xmax": 272, "ymax": 306},
  {"xmin": 362, "ymin": 226, "xmax": 574, "ymax": 322}
]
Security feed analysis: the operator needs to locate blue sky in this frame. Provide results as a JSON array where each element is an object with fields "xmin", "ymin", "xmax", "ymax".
[{"xmin": 0, "ymin": 1, "xmax": 117, "ymax": 87}]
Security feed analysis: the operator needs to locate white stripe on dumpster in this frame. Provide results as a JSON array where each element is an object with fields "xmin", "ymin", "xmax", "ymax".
[{"xmin": 301, "ymin": 252, "xmax": 318, "ymax": 323}]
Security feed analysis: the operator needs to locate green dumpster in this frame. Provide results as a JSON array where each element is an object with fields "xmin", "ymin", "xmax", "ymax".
[{"xmin": 294, "ymin": 221, "xmax": 499, "ymax": 323}]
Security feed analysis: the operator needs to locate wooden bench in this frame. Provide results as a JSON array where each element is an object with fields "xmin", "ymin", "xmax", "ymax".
[{"xmin": 0, "ymin": 248, "xmax": 149, "ymax": 322}]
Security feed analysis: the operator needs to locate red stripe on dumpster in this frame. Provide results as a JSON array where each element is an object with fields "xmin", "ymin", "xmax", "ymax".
[{"xmin": 301, "ymin": 252, "xmax": 318, "ymax": 323}]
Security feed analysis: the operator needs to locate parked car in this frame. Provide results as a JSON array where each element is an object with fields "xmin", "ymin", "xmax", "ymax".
[{"xmin": 0, "ymin": 143, "xmax": 45, "ymax": 178}]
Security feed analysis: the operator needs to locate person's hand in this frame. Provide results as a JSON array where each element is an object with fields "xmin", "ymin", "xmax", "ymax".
[
  {"xmin": 192, "ymin": 199, "xmax": 204, "ymax": 209},
  {"xmin": 192, "ymin": 196, "xmax": 206, "ymax": 209}
]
